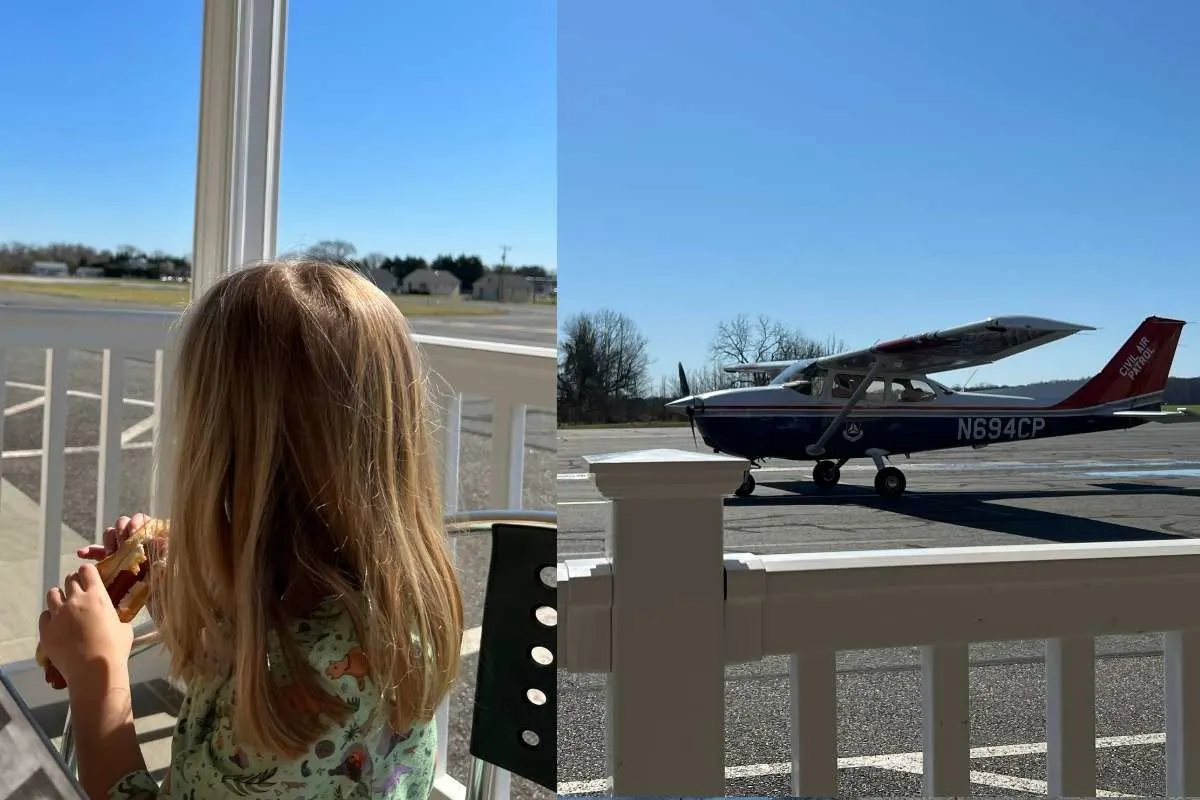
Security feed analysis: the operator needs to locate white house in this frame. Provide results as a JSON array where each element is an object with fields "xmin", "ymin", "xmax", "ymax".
[
  {"xmin": 369, "ymin": 267, "xmax": 398, "ymax": 293},
  {"xmin": 472, "ymin": 271, "xmax": 534, "ymax": 302},
  {"xmin": 30, "ymin": 261, "xmax": 69, "ymax": 277},
  {"xmin": 402, "ymin": 268, "xmax": 461, "ymax": 296}
]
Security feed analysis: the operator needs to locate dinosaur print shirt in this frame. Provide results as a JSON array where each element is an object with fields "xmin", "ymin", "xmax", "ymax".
[{"xmin": 107, "ymin": 598, "xmax": 437, "ymax": 800}]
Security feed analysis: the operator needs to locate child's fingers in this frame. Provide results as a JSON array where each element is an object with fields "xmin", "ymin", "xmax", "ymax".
[{"xmin": 77, "ymin": 545, "xmax": 106, "ymax": 560}]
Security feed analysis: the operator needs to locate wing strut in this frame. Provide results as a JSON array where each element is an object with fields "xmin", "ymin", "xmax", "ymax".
[{"xmin": 805, "ymin": 361, "xmax": 883, "ymax": 457}]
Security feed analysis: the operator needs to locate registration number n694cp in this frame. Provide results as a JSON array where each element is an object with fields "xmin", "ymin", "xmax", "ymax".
[{"xmin": 956, "ymin": 417, "xmax": 1045, "ymax": 441}]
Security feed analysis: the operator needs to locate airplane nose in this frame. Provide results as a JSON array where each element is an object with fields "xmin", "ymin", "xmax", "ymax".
[
  {"xmin": 665, "ymin": 396, "xmax": 691, "ymax": 415},
  {"xmin": 666, "ymin": 395, "xmax": 706, "ymax": 416}
]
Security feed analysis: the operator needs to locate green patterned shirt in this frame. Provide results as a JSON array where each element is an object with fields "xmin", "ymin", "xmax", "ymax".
[{"xmin": 107, "ymin": 598, "xmax": 436, "ymax": 800}]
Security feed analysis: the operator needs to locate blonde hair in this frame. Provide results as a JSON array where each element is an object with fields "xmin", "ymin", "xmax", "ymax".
[{"xmin": 153, "ymin": 259, "xmax": 463, "ymax": 757}]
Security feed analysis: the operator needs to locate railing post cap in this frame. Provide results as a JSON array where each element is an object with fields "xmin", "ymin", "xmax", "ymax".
[{"xmin": 584, "ymin": 448, "xmax": 749, "ymax": 499}]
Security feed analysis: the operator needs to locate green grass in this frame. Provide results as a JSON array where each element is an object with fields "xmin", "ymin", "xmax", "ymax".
[
  {"xmin": 1163, "ymin": 404, "xmax": 1200, "ymax": 413},
  {"xmin": 0, "ymin": 277, "xmax": 503, "ymax": 316}
]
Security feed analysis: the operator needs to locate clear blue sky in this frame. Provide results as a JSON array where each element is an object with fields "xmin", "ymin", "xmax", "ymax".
[
  {"xmin": 560, "ymin": 0, "xmax": 1200, "ymax": 386},
  {"xmin": 0, "ymin": 0, "xmax": 555, "ymax": 270}
]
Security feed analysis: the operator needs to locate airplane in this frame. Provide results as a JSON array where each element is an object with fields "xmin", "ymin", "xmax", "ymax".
[{"xmin": 666, "ymin": 315, "xmax": 1198, "ymax": 499}]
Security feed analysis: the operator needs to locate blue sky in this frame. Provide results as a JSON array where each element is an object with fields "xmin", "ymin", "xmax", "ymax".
[
  {"xmin": 560, "ymin": 0, "xmax": 1200, "ymax": 386},
  {"xmin": 0, "ymin": 0, "xmax": 555, "ymax": 270}
]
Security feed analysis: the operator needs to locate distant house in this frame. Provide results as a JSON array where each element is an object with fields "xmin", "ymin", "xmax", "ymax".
[
  {"xmin": 75, "ymin": 266, "xmax": 104, "ymax": 278},
  {"xmin": 369, "ymin": 267, "xmax": 398, "ymax": 293},
  {"xmin": 31, "ymin": 261, "xmax": 69, "ymax": 277},
  {"xmin": 472, "ymin": 272, "xmax": 535, "ymax": 302},
  {"xmin": 402, "ymin": 268, "xmax": 461, "ymax": 296},
  {"xmin": 530, "ymin": 274, "xmax": 557, "ymax": 298}
]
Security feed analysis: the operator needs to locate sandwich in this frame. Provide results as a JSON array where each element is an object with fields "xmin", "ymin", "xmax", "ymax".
[{"xmin": 37, "ymin": 517, "xmax": 169, "ymax": 684}]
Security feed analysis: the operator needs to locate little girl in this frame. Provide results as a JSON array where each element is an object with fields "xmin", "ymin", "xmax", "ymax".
[{"xmin": 37, "ymin": 260, "xmax": 465, "ymax": 799}]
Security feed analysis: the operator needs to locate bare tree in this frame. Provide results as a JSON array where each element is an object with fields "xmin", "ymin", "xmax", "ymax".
[
  {"xmin": 558, "ymin": 309, "xmax": 651, "ymax": 423},
  {"xmin": 305, "ymin": 239, "xmax": 357, "ymax": 262},
  {"xmin": 705, "ymin": 314, "xmax": 846, "ymax": 386}
]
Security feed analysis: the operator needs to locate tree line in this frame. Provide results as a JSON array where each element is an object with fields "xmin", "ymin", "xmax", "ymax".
[
  {"xmin": 557, "ymin": 309, "xmax": 845, "ymax": 425},
  {"xmin": 0, "ymin": 238, "xmax": 552, "ymax": 292}
]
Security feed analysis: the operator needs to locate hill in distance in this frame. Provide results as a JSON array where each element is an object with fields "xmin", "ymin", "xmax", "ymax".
[{"xmin": 955, "ymin": 376, "xmax": 1200, "ymax": 405}]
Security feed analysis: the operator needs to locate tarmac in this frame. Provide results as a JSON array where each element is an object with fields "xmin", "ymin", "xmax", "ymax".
[
  {"xmin": 557, "ymin": 424, "xmax": 1200, "ymax": 796},
  {"xmin": 0, "ymin": 302, "xmax": 555, "ymax": 800}
]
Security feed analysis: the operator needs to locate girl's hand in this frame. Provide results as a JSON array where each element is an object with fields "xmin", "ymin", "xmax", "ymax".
[
  {"xmin": 77, "ymin": 512, "xmax": 153, "ymax": 562},
  {"xmin": 37, "ymin": 563, "xmax": 134, "ymax": 693}
]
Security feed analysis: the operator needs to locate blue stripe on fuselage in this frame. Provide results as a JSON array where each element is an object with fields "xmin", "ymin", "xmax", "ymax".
[{"xmin": 695, "ymin": 412, "xmax": 1146, "ymax": 461}]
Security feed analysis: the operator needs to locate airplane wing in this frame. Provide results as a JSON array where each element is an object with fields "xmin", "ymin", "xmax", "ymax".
[
  {"xmin": 1113, "ymin": 409, "xmax": 1200, "ymax": 424},
  {"xmin": 721, "ymin": 360, "xmax": 797, "ymax": 379},
  {"xmin": 810, "ymin": 316, "xmax": 1096, "ymax": 374}
]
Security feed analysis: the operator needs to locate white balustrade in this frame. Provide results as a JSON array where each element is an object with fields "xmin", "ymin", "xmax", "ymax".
[
  {"xmin": 558, "ymin": 447, "xmax": 1200, "ymax": 797},
  {"xmin": 0, "ymin": 304, "xmax": 554, "ymax": 800}
]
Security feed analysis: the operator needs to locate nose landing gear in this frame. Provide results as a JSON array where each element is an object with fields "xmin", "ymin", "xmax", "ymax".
[{"xmin": 812, "ymin": 458, "xmax": 846, "ymax": 489}]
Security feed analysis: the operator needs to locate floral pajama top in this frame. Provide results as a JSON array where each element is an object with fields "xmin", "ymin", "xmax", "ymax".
[{"xmin": 107, "ymin": 599, "xmax": 436, "ymax": 800}]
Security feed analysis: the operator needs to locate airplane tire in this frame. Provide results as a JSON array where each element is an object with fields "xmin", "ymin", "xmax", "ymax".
[
  {"xmin": 874, "ymin": 466, "xmax": 906, "ymax": 498},
  {"xmin": 813, "ymin": 460, "xmax": 841, "ymax": 488},
  {"xmin": 734, "ymin": 471, "xmax": 755, "ymax": 497}
]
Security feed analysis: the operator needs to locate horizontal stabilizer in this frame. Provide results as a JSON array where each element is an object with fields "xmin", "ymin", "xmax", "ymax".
[{"xmin": 1113, "ymin": 409, "xmax": 1200, "ymax": 424}]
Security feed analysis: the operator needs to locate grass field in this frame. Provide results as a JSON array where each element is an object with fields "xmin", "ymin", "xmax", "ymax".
[
  {"xmin": 0, "ymin": 276, "xmax": 503, "ymax": 316},
  {"xmin": 1164, "ymin": 404, "xmax": 1200, "ymax": 413}
]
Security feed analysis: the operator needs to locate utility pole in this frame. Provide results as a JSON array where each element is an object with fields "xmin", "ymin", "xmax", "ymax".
[{"xmin": 499, "ymin": 245, "xmax": 512, "ymax": 267}]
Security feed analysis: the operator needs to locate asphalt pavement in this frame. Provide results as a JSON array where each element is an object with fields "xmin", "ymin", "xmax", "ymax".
[
  {"xmin": 557, "ymin": 424, "xmax": 1200, "ymax": 796},
  {"xmin": 1, "ymin": 299, "xmax": 555, "ymax": 800}
]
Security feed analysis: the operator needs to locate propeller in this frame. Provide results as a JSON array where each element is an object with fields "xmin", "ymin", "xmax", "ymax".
[{"xmin": 677, "ymin": 362, "xmax": 698, "ymax": 447}]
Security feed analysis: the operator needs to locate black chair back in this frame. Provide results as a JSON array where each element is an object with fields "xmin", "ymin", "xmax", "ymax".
[{"xmin": 469, "ymin": 522, "xmax": 557, "ymax": 792}]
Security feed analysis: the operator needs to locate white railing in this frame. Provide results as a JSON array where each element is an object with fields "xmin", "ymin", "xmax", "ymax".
[
  {"xmin": 0, "ymin": 304, "xmax": 555, "ymax": 800},
  {"xmin": 558, "ymin": 447, "xmax": 1200, "ymax": 798}
]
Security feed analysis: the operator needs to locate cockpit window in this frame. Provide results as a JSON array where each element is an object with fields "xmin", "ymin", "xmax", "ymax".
[{"xmin": 891, "ymin": 378, "xmax": 938, "ymax": 402}]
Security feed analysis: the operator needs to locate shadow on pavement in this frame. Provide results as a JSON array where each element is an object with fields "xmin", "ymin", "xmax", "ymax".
[{"xmin": 727, "ymin": 481, "xmax": 1200, "ymax": 544}]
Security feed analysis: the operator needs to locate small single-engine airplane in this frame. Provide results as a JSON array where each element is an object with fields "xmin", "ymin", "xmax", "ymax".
[{"xmin": 667, "ymin": 315, "xmax": 1198, "ymax": 499}]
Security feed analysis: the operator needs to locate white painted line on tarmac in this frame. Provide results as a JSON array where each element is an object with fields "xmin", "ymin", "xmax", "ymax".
[
  {"xmin": 558, "ymin": 501, "xmax": 607, "ymax": 507},
  {"xmin": 121, "ymin": 415, "xmax": 157, "ymax": 445},
  {"xmin": 3, "ymin": 396, "xmax": 45, "ymax": 416},
  {"xmin": 1, "ymin": 441, "xmax": 155, "ymax": 459},
  {"xmin": 5, "ymin": 380, "xmax": 156, "ymax": 409},
  {"xmin": 557, "ymin": 459, "xmax": 1200, "ymax": 482},
  {"xmin": 556, "ymin": 732, "xmax": 1165, "ymax": 795}
]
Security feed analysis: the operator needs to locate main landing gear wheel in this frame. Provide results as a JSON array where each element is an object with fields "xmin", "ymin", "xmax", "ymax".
[
  {"xmin": 734, "ymin": 471, "xmax": 756, "ymax": 497},
  {"xmin": 812, "ymin": 460, "xmax": 841, "ymax": 489},
  {"xmin": 874, "ymin": 466, "xmax": 906, "ymax": 498}
]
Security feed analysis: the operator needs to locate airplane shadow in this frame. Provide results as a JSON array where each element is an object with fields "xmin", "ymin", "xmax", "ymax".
[{"xmin": 726, "ymin": 481, "xmax": 1200, "ymax": 545}]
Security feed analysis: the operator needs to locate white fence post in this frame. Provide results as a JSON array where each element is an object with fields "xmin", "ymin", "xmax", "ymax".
[{"xmin": 585, "ymin": 447, "xmax": 748, "ymax": 797}]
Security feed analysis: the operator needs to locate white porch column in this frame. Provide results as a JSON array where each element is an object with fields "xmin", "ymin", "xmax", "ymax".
[
  {"xmin": 586, "ymin": 448, "xmax": 748, "ymax": 797},
  {"xmin": 191, "ymin": 0, "xmax": 287, "ymax": 298}
]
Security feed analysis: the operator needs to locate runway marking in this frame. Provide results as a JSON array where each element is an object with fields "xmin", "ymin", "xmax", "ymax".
[
  {"xmin": 3, "ymin": 396, "xmax": 45, "ymax": 417},
  {"xmin": 555, "ymin": 732, "xmax": 1163, "ymax": 795},
  {"xmin": 121, "ymin": 415, "xmax": 157, "ymax": 445},
  {"xmin": 2, "ymin": 441, "xmax": 155, "ymax": 459},
  {"xmin": 557, "ymin": 459, "xmax": 1200, "ymax": 482},
  {"xmin": 559, "ymin": 500, "xmax": 607, "ymax": 507},
  {"xmin": 5, "ymin": 381, "xmax": 156, "ymax": 409}
]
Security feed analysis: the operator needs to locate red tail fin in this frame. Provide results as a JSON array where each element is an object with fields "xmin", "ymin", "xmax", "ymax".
[{"xmin": 1054, "ymin": 316, "xmax": 1185, "ymax": 409}]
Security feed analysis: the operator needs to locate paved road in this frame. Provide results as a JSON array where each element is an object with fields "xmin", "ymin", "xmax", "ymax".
[
  {"xmin": 0, "ymin": 290, "xmax": 557, "ymax": 348},
  {"xmin": 557, "ymin": 425, "xmax": 1200, "ymax": 796},
  {"xmin": 0, "ymin": 298, "xmax": 555, "ymax": 800}
]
